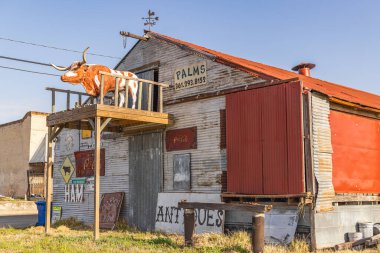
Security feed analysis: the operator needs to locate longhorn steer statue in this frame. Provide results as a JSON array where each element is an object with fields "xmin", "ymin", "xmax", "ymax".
[{"xmin": 51, "ymin": 47, "xmax": 138, "ymax": 108}]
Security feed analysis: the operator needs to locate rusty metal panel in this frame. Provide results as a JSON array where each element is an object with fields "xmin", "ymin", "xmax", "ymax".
[
  {"xmin": 166, "ymin": 127, "xmax": 197, "ymax": 151},
  {"xmin": 262, "ymin": 84, "xmax": 288, "ymax": 194},
  {"xmin": 286, "ymin": 82, "xmax": 304, "ymax": 194},
  {"xmin": 226, "ymin": 88, "xmax": 263, "ymax": 194},
  {"xmin": 74, "ymin": 149, "xmax": 105, "ymax": 177},
  {"xmin": 226, "ymin": 81, "xmax": 304, "ymax": 195},
  {"xmin": 330, "ymin": 110, "xmax": 380, "ymax": 193},
  {"xmin": 99, "ymin": 192, "xmax": 124, "ymax": 229}
]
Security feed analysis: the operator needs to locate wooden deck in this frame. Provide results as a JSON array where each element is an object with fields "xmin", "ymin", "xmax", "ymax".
[{"xmin": 47, "ymin": 104, "xmax": 173, "ymax": 132}]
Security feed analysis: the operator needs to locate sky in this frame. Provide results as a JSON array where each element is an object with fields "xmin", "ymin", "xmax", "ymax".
[{"xmin": 1, "ymin": 0, "xmax": 380, "ymax": 123}]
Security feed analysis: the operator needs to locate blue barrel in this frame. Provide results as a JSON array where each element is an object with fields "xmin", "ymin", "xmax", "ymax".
[{"xmin": 36, "ymin": 200, "xmax": 46, "ymax": 226}]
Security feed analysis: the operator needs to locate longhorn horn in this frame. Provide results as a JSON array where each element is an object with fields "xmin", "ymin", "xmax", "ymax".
[
  {"xmin": 81, "ymin": 47, "xmax": 89, "ymax": 64},
  {"xmin": 50, "ymin": 63, "xmax": 71, "ymax": 71}
]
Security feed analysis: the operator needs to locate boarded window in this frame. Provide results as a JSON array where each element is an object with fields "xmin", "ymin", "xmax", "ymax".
[
  {"xmin": 330, "ymin": 110, "xmax": 380, "ymax": 193},
  {"xmin": 173, "ymin": 154, "xmax": 191, "ymax": 190}
]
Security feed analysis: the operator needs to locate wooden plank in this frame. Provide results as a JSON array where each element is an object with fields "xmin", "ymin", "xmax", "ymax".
[
  {"xmin": 114, "ymin": 77, "xmax": 119, "ymax": 107},
  {"xmin": 148, "ymin": 83, "xmax": 152, "ymax": 111},
  {"xmin": 94, "ymin": 116, "xmax": 101, "ymax": 240},
  {"xmin": 100, "ymin": 74, "xmax": 104, "ymax": 104},
  {"xmin": 221, "ymin": 193, "xmax": 310, "ymax": 199},
  {"xmin": 45, "ymin": 126, "xmax": 53, "ymax": 234},
  {"xmin": 159, "ymin": 86, "xmax": 163, "ymax": 113},
  {"xmin": 333, "ymin": 194, "xmax": 380, "ymax": 203},
  {"xmin": 99, "ymin": 71, "xmax": 169, "ymax": 87},
  {"xmin": 66, "ymin": 92, "xmax": 70, "ymax": 110},
  {"xmin": 46, "ymin": 105, "xmax": 97, "ymax": 126},
  {"xmin": 138, "ymin": 81, "xmax": 142, "ymax": 110},
  {"xmin": 100, "ymin": 118, "xmax": 112, "ymax": 132},
  {"xmin": 52, "ymin": 90, "xmax": 55, "ymax": 113},
  {"xmin": 177, "ymin": 202, "xmax": 272, "ymax": 213}
]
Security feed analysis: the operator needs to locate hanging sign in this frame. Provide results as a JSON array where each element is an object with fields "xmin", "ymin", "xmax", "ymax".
[
  {"xmin": 174, "ymin": 61, "xmax": 207, "ymax": 90},
  {"xmin": 74, "ymin": 149, "xmax": 105, "ymax": 177},
  {"xmin": 166, "ymin": 127, "xmax": 197, "ymax": 151},
  {"xmin": 60, "ymin": 157, "xmax": 75, "ymax": 184}
]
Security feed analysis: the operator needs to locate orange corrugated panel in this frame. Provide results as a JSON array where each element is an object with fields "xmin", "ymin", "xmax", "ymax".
[
  {"xmin": 330, "ymin": 110, "xmax": 380, "ymax": 193},
  {"xmin": 226, "ymin": 81, "xmax": 304, "ymax": 194},
  {"xmin": 147, "ymin": 31, "xmax": 380, "ymax": 110}
]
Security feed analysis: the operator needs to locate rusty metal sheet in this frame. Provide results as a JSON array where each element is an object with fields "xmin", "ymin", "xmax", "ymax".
[
  {"xmin": 330, "ymin": 110, "xmax": 380, "ymax": 193},
  {"xmin": 99, "ymin": 192, "xmax": 124, "ymax": 229},
  {"xmin": 74, "ymin": 149, "xmax": 105, "ymax": 177},
  {"xmin": 226, "ymin": 81, "xmax": 304, "ymax": 195},
  {"xmin": 166, "ymin": 127, "xmax": 197, "ymax": 151}
]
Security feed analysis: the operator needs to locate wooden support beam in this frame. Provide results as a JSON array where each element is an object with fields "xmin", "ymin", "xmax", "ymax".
[
  {"xmin": 184, "ymin": 208, "xmax": 195, "ymax": 247},
  {"xmin": 100, "ymin": 118, "xmax": 112, "ymax": 132},
  {"xmin": 148, "ymin": 83, "xmax": 152, "ymax": 111},
  {"xmin": 252, "ymin": 214, "xmax": 265, "ymax": 253},
  {"xmin": 178, "ymin": 202, "xmax": 272, "ymax": 213},
  {"xmin": 52, "ymin": 91, "xmax": 56, "ymax": 113},
  {"xmin": 114, "ymin": 77, "xmax": 119, "ymax": 107},
  {"xmin": 159, "ymin": 86, "xmax": 163, "ymax": 113},
  {"xmin": 45, "ymin": 126, "xmax": 54, "ymax": 235},
  {"xmin": 138, "ymin": 81, "xmax": 142, "ymax": 110},
  {"xmin": 94, "ymin": 116, "xmax": 101, "ymax": 240},
  {"xmin": 88, "ymin": 119, "xmax": 95, "ymax": 130},
  {"xmin": 119, "ymin": 31, "xmax": 148, "ymax": 41},
  {"xmin": 78, "ymin": 94, "xmax": 82, "ymax": 105},
  {"xmin": 100, "ymin": 74, "xmax": 104, "ymax": 105},
  {"xmin": 49, "ymin": 125, "xmax": 63, "ymax": 142}
]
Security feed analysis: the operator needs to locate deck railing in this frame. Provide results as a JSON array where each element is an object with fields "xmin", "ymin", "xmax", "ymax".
[{"xmin": 46, "ymin": 72, "xmax": 168, "ymax": 114}]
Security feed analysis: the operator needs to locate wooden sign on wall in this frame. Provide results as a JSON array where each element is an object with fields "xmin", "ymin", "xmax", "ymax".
[
  {"xmin": 74, "ymin": 149, "xmax": 105, "ymax": 177},
  {"xmin": 100, "ymin": 192, "xmax": 124, "ymax": 229},
  {"xmin": 166, "ymin": 127, "xmax": 197, "ymax": 151}
]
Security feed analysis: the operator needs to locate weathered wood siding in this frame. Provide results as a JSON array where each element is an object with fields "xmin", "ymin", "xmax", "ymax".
[
  {"xmin": 117, "ymin": 38, "xmax": 264, "ymax": 192},
  {"xmin": 52, "ymin": 129, "xmax": 129, "ymax": 223},
  {"xmin": 117, "ymin": 38, "xmax": 263, "ymax": 103},
  {"xmin": 164, "ymin": 96, "xmax": 225, "ymax": 192}
]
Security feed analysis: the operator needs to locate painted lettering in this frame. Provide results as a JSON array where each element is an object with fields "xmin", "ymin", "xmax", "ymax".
[
  {"xmin": 181, "ymin": 69, "xmax": 187, "ymax": 79},
  {"xmin": 216, "ymin": 210, "xmax": 223, "ymax": 227},
  {"xmin": 206, "ymin": 210, "xmax": 214, "ymax": 226},
  {"xmin": 164, "ymin": 206, "xmax": 173, "ymax": 223},
  {"xmin": 187, "ymin": 67, "xmax": 192, "ymax": 76},
  {"xmin": 193, "ymin": 66, "xmax": 199, "ymax": 75},
  {"xmin": 197, "ymin": 209, "xmax": 207, "ymax": 225},
  {"xmin": 156, "ymin": 206, "xmax": 164, "ymax": 222},
  {"xmin": 200, "ymin": 64, "xmax": 206, "ymax": 74},
  {"xmin": 176, "ymin": 71, "xmax": 181, "ymax": 80}
]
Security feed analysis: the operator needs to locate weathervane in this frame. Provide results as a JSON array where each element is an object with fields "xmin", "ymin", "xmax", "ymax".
[{"xmin": 142, "ymin": 10, "xmax": 159, "ymax": 31}]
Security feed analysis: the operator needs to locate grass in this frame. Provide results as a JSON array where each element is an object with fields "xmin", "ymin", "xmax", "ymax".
[{"xmin": 0, "ymin": 219, "xmax": 378, "ymax": 253}]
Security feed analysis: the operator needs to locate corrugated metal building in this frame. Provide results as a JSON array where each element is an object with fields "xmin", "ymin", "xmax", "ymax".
[{"xmin": 51, "ymin": 31, "xmax": 380, "ymax": 249}]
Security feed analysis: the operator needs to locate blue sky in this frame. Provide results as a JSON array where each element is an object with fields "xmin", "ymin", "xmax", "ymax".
[{"xmin": 1, "ymin": 1, "xmax": 380, "ymax": 123}]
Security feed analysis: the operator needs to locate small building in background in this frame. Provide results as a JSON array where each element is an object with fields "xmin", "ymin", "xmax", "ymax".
[{"xmin": 0, "ymin": 111, "xmax": 48, "ymax": 198}]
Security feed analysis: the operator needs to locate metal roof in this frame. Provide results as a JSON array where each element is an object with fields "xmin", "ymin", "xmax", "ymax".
[{"xmin": 146, "ymin": 31, "xmax": 380, "ymax": 110}]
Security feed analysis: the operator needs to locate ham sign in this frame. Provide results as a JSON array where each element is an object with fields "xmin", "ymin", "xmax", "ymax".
[{"xmin": 155, "ymin": 193, "xmax": 224, "ymax": 234}]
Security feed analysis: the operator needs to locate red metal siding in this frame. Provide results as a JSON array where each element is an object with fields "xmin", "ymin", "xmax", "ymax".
[
  {"xmin": 330, "ymin": 111, "xmax": 380, "ymax": 193},
  {"xmin": 226, "ymin": 81, "xmax": 304, "ymax": 194}
]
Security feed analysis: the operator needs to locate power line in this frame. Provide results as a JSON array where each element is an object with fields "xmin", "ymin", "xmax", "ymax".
[
  {"xmin": 0, "ymin": 55, "xmax": 52, "ymax": 67},
  {"xmin": 0, "ymin": 65, "xmax": 60, "ymax": 77},
  {"xmin": 0, "ymin": 36, "xmax": 121, "ymax": 59}
]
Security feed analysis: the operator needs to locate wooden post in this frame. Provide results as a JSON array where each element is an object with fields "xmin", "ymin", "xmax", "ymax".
[
  {"xmin": 94, "ymin": 117, "xmax": 101, "ymax": 240},
  {"xmin": 100, "ymin": 74, "xmax": 104, "ymax": 105},
  {"xmin": 124, "ymin": 83, "xmax": 129, "ymax": 108},
  {"xmin": 78, "ymin": 94, "xmax": 82, "ymax": 105},
  {"xmin": 138, "ymin": 81, "xmax": 143, "ymax": 110},
  {"xmin": 45, "ymin": 127, "xmax": 53, "ymax": 234},
  {"xmin": 159, "ymin": 86, "xmax": 163, "ymax": 113},
  {"xmin": 252, "ymin": 213, "xmax": 265, "ymax": 253},
  {"xmin": 52, "ymin": 91, "xmax": 56, "ymax": 113},
  {"xmin": 148, "ymin": 83, "xmax": 152, "ymax": 111},
  {"xmin": 184, "ymin": 208, "xmax": 195, "ymax": 247},
  {"xmin": 66, "ymin": 92, "xmax": 70, "ymax": 110},
  {"xmin": 115, "ymin": 77, "xmax": 119, "ymax": 107}
]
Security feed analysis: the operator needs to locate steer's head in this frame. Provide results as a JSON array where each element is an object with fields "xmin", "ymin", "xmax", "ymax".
[{"xmin": 51, "ymin": 47, "xmax": 89, "ymax": 84}]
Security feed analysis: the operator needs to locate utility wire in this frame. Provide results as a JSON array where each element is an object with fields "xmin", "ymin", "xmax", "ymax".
[
  {"xmin": 0, "ymin": 36, "xmax": 121, "ymax": 59},
  {"xmin": 0, "ymin": 65, "xmax": 60, "ymax": 77},
  {"xmin": 0, "ymin": 55, "xmax": 52, "ymax": 67}
]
